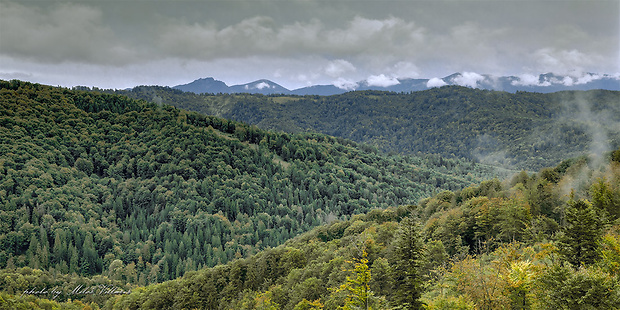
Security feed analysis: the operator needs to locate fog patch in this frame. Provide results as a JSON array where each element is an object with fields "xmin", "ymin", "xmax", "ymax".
[
  {"xmin": 472, "ymin": 133, "xmax": 514, "ymax": 168},
  {"xmin": 560, "ymin": 92, "xmax": 615, "ymax": 169},
  {"xmin": 554, "ymin": 92, "xmax": 620, "ymax": 197}
]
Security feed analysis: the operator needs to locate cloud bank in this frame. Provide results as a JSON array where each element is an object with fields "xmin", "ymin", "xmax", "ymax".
[{"xmin": 0, "ymin": 0, "xmax": 617, "ymax": 89}]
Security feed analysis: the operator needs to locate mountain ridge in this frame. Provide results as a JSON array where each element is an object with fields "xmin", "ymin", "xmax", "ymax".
[
  {"xmin": 173, "ymin": 72, "xmax": 620, "ymax": 95},
  {"xmin": 108, "ymin": 85, "xmax": 620, "ymax": 171}
]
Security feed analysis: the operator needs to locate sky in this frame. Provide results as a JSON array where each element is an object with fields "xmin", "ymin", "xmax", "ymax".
[{"xmin": 0, "ymin": 0, "xmax": 619, "ymax": 90}]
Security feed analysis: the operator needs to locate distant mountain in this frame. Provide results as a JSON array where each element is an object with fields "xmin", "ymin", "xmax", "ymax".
[
  {"xmin": 228, "ymin": 79, "xmax": 289, "ymax": 94},
  {"xmin": 173, "ymin": 77, "xmax": 229, "ymax": 94},
  {"xmin": 290, "ymin": 84, "xmax": 344, "ymax": 96},
  {"xmin": 173, "ymin": 73, "xmax": 620, "ymax": 95},
  {"xmin": 173, "ymin": 78, "xmax": 289, "ymax": 95}
]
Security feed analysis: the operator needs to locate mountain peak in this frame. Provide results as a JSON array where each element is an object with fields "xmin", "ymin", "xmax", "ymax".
[
  {"xmin": 173, "ymin": 77, "xmax": 229, "ymax": 94},
  {"xmin": 230, "ymin": 79, "xmax": 289, "ymax": 94}
]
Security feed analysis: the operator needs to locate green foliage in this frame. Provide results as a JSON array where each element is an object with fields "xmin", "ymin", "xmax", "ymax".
[
  {"xmin": 4, "ymin": 80, "xmax": 620, "ymax": 309},
  {"xmin": 96, "ymin": 207, "xmax": 405, "ymax": 309},
  {"xmin": 1, "ymin": 80, "xmax": 502, "ymax": 296},
  {"xmin": 557, "ymin": 199, "xmax": 602, "ymax": 266},
  {"xmin": 0, "ymin": 291, "xmax": 100, "ymax": 310},
  {"xmin": 110, "ymin": 85, "xmax": 620, "ymax": 171},
  {"xmin": 391, "ymin": 217, "xmax": 425, "ymax": 309},
  {"xmin": 102, "ymin": 146, "xmax": 620, "ymax": 309},
  {"xmin": 598, "ymin": 230, "xmax": 620, "ymax": 277},
  {"xmin": 423, "ymin": 295, "xmax": 475, "ymax": 310},
  {"xmin": 535, "ymin": 263, "xmax": 620, "ymax": 309},
  {"xmin": 336, "ymin": 249, "xmax": 373, "ymax": 310},
  {"xmin": 293, "ymin": 298, "xmax": 324, "ymax": 310},
  {"xmin": 0, "ymin": 267, "xmax": 131, "ymax": 305},
  {"xmin": 590, "ymin": 178, "xmax": 620, "ymax": 221}
]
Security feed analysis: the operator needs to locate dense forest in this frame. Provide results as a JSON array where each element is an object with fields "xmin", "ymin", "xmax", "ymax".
[
  {"xmin": 2, "ymin": 80, "xmax": 619, "ymax": 309},
  {"xmin": 101, "ymin": 150, "xmax": 620, "ymax": 309},
  {"xmin": 9, "ymin": 147, "xmax": 618, "ymax": 309},
  {"xmin": 104, "ymin": 85, "xmax": 620, "ymax": 170},
  {"xmin": 0, "ymin": 80, "xmax": 508, "ymax": 306}
]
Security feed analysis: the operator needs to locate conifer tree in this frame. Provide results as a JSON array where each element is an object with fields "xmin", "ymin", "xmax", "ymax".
[
  {"xmin": 391, "ymin": 216, "xmax": 425, "ymax": 310},
  {"xmin": 557, "ymin": 199, "xmax": 601, "ymax": 266}
]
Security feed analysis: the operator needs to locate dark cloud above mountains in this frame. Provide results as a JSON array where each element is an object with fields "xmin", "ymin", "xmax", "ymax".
[{"xmin": 1, "ymin": 0, "xmax": 618, "ymax": 89}]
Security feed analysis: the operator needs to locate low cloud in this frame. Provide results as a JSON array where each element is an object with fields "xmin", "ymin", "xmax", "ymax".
[
  {"xmin": 452, "ymin": 72, "xmax": 484, "ymax": 88},
  {"xmin": 426, "ymin": 77, "xmax": 447, "ymax": 88},
  {"xmin": 254, "ymin": 82, "xmax": 272, "ymax": 89},
  {"xmin": 512, "ymin": 72, "xmax": 609, "ymax": 87},
  {"xmin": 333, "ymin": 77, "xmax": 358, "ymax": 90},
  {"xmin": 366, "ymin": 74, "xmax": 400, "ymax": 87},
  {"xmin": 512, "ymin": 74, "xmax": 552, "ymax": 87},
  {"xmin": 561, "ymin": 76, "xmax": 574, "ymax": 86},
  {"xmin": 575, "ymin": 73, "xmax": 602, "ymax": 85}
]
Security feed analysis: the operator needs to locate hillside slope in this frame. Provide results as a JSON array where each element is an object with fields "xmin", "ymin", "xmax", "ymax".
[
  {"xmin": 109, "ymin": 86, "xmax": 620, "ymax": 171},
  {"xmin": 0, "ymin": 80, "xmax": 502, "ymax": 293},
  {"xmin": 101, "ymin": 149, "xmax": 620, "ymax": 310}
]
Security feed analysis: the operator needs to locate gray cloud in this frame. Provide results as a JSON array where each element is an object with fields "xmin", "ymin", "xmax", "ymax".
[
  {"xmin": 156, "ymin": 15, "xmax": 426, "ymax": 61},
  {"xmin": 325, "ymin": 59, "xmax": 357, "ymax": 77},
  {"xmin": 0, "ymin": 0, "xmax": 618, "ymax": 89},
  {"xmin": 0, "ymin": 2, "xmax": 137, "ymax": 65}
]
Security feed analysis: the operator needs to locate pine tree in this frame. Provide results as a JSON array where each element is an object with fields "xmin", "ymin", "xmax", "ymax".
[
  {"xmin": 557, "ymin": 199, "xmax": 602, "ymax": 266},
  {"xmin": 391, "ymin": 216, "xmax": 425, "ymax": 310}
]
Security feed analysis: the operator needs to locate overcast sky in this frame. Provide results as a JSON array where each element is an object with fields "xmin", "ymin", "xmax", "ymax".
[{"xmin": 1, "ymin": 0, "xmax": 618, "ymax": 90}]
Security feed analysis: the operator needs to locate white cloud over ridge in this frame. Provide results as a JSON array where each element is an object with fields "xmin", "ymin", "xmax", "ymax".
[
  {"xmin": 512, "ymin": 74, "xmax": 550, "ymax": 87},
  {"xmin": 427, "ymin": 78, "xmax": 447, "ymax": 88},
  {"xmin": 452, "ymin": 72, "xmax": 484, "ymax": 88},
  {"xmin": 366, "ymin": 74, "xmax": 400, "ymax": 87},
  {"xmin": 254, "ymin": 82, "xmax": 272, "ymax": 89},
  {"xmin": 511, "ymin": 72, "xmax": 612, "ymax": 87},
  {"xmin": 333, "ymin": 77, "xmax": 358, "ymax": 90}
]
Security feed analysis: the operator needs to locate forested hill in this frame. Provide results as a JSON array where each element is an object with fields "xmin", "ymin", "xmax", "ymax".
[
  {"xmin": 0, "ymin": 80, "xmax": 502, "ymax": 295},
  {"xmin": 107, "ymin": 85, "xmax": 620, "ymax": 171},
  {"xmin": 100, "ymin": 148, "xmax": 620, "ymax": 309}
]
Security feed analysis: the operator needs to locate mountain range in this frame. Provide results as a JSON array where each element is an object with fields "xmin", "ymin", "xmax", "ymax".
[{"xmin": 173, "ymin": 72, "xmax": 620, "ymax": 95}]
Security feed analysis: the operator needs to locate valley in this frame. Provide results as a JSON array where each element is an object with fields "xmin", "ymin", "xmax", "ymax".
[{"xmin": 0, "ymin": 80, "xmax": 619, "ymax": 309}]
